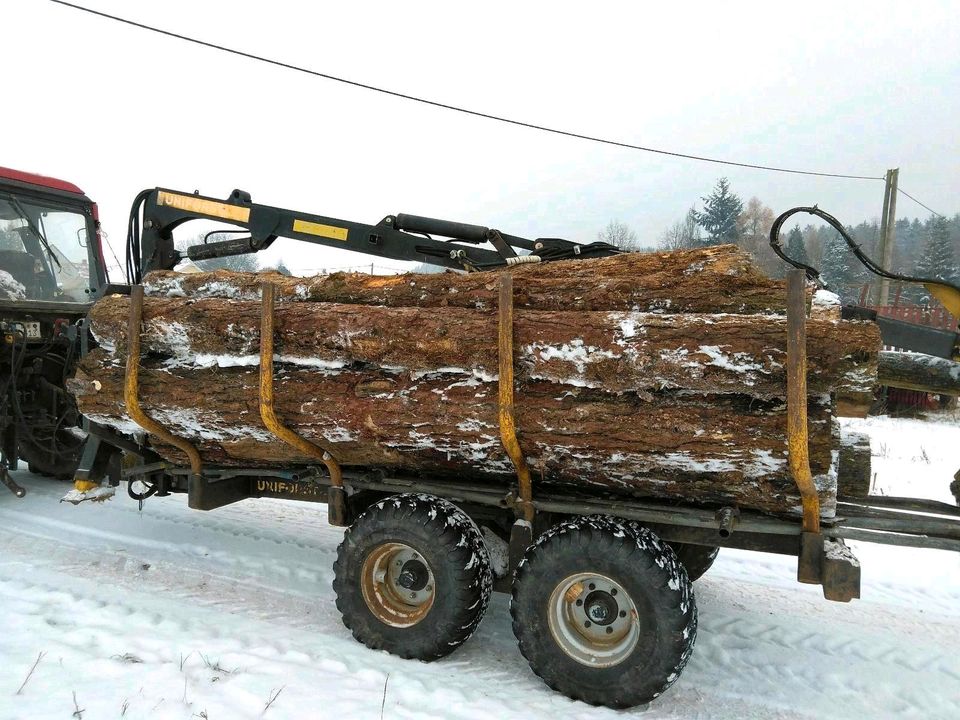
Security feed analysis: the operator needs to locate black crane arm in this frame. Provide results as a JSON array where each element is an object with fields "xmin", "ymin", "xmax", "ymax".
[{"xmin": 127, "ymin": 187, "xmax": 620, "ymax": 283}]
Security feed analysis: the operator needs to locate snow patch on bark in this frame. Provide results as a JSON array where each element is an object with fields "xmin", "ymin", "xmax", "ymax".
[{"xmin": 697, "ymin": 345, "xmax": 767, "ymax": 375}]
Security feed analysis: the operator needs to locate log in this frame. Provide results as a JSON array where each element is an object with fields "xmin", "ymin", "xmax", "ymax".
[
  {"xmin": 73, "ymin": 352, "xmax": 838, "ymax": 516},
  {"xmin": 87, "ymin": 295, "xmax": 880, "ymax": 399},
  {"xmin": 75, "ymin": 249, "xmax": 879, "ymax": 518},
  {"xmin": 143, "ymin": 244, "xmax": 791, "ymax": 314},
  {"xmin": 877, "ymin": 351, "xmax": 960, "ymax": 396}
]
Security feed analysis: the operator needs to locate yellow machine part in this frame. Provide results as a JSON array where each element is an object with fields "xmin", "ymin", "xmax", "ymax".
[{"xmin": 925, "ymin": 283, "xmax": 960, "ymax": 321}]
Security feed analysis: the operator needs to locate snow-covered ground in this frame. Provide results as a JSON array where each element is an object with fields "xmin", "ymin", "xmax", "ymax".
[{"xmin": 1, "ymin": 414, "xmax": 958, "ymax": 720}]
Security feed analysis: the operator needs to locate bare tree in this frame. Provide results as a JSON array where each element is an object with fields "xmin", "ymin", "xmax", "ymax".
[
  {"xmin": 598, "ymin": 220, "xmax": 641, "ymax": 251},
  {"xmin": 659, "ymin": 207, "xmax": 699, "ymax": 250},
  {"xmin": 735, "ymin": 197, "xmax": 780, "ymax": 275}
]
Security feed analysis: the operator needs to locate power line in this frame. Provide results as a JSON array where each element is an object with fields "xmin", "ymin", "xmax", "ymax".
[
  {"xmin": 46, "ymin": 2, "xmax": 952, "ymax": 218},
  {"xmin": 49, "ymin": 0, "xmax": 884, "ymax": 181},
  {"xmin": 897, "ymin": 188, "xmax": 945, "ymax": 219}
]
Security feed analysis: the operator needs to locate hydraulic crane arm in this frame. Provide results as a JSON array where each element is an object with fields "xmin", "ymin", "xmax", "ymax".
[{"xmin": 127, "ymin": 187, "xmax": 620, "ymax": 283}]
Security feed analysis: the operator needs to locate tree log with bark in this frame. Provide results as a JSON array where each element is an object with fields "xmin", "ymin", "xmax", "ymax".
[
  {"xmin": 877, "ymin": 351, "xmax": 960, "ymax": 396},
  {"xmin": 72, "ymin": 247, "xmax": 883, "ymax": 518},
  {"xmin": 73, "ymin": 354, "xmax": 840, "ymax": 516},
  {"xmin": 143, "ymin": 244, "xmax": 792, "ymax": 314},
  {"xmin": 87, "ymin": 296, "xmax": 879, "ymax": 400}
]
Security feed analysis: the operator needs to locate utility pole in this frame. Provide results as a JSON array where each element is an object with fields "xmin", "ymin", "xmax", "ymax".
[{"xmin": 877, "ymin": 168, "xmax": 899, "ymax": 306}]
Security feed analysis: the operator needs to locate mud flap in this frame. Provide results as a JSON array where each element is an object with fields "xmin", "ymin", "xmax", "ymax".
[{"xmin": 509, "ymin": 520, "xmax": 534, "ymax": 574}]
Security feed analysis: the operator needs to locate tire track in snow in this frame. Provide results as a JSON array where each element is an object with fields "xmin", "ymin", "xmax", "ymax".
[{"xmin": 3, "ymin": 471, "xmax": 960, "ymax": 718}]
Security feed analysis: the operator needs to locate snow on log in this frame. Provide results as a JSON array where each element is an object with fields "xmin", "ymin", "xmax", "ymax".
[
  {"xmin": 143, "ymin": 244, "xmax": 792, "ymax": 314},
  {"xmin": 877, "ymin": 351, "xmax": 960, "ymax": 396},
  {"xmin": 87, "ymin": 296, "xmax": 879, "ymax": 399},
  {"xmin": 72, "ymin": 353, "xmax": 838, "ymax": 516},
  {"xmin": 71, "ymin": 249, "xmax": 884, "ymax": 518}
]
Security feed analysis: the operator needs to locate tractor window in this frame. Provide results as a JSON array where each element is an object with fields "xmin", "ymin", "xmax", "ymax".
[{"xmin": 0, "ymin": 195, "xmax": 92, "ymax": 302}]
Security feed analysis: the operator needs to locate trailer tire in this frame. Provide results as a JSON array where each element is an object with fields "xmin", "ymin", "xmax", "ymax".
[
  {"xmin": 333, "ymin": 493, "xmax": 492, "ymax": 661},
  {"xmin": 511, "ymin": 516, "xmax": 696, "ymax": 708},
  {"xmin": 668, "ymin": 542, "xmax": 719, "ymax": 582}
]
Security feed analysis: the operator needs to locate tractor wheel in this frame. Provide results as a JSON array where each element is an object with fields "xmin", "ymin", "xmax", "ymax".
[
  {"xmin": 333, "ymin": 493, "xmax": 493, "ymax": 661},
  {"xmin": 20, "ymin": 429, "xmax": 84, "ymax": 480},
  {"xmin": 668, "ymin": 542, "xmax": 720, "ymax": 582},
  {"xmin": 511, "ymin": 516, "xmax": 696, "ymax": 708}
]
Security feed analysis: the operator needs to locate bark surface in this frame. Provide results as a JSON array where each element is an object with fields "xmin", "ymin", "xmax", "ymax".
[
  {"xmin": 88, "ymin": 296, "xmax": 880, "ymax": 399},
  {"xmin": 73, "ymin": 353, "xmax": 837, "ymax": 516},
  {"xmin": 144, "ymin": 244, "xmax": 791, "ymax": 314},
  {"xmin": 73, "ymin": 249, "xmax": 881, "ymax": 518},
  {"xmin": 877, "ymin": 351, "xmax": 960, "ymax": 396}
]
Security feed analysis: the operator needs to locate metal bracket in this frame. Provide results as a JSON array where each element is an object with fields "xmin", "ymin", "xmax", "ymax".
[
  {"xmin": 786, "ymin": 270, "xmax": 821, "ymax": 535},
  {"xmin": 497, "ymin": 273, "xmax": 534, "ymax": 523},
  {"xmin": 123, "ymin": 285, "xmax": 204, "ymax": 502},
  {"xmin": 258, "ymin": 282, "xmax": 348, "ymax": 526}
]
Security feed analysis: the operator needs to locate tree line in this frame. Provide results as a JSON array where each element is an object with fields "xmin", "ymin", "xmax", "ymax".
[{"xmin": 600, "ymin": 178, "xmax": 959, "ymax": 304}]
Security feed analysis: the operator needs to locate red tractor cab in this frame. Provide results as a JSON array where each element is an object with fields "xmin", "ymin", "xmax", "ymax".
[{"xmin": 0, "ymin": 166, "xmax": 109, "ymax": 304}]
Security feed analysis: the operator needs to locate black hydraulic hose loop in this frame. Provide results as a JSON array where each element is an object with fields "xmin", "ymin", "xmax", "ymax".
[
  {"xmin": 771, "ymin": 206, "xmax": 960, "ymax": 299},
  {"xmin": 126, "ymin": 190, "xmax": 152, "ymax": 285},
  {"xmin": 769, "ymin": 207, "xmax": 826, "ymax": 286}
]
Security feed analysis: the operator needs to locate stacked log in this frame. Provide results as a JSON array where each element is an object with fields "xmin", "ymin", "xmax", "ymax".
[{"xmin": 72, "ymin": 245, "xmax": 882, "ymax": 517}]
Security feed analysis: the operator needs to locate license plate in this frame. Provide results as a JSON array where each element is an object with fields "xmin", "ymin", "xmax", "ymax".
[{"xmin": 24, "ymin": 322, "xmax": 41, "ymax": 339}]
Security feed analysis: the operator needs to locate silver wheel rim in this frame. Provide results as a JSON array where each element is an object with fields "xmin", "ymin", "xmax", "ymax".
[
  {"xmin": 547, "ymin": 572, "xmax": 640, "ymax": 667},
  {"xmin": 361, "ymin": 542, "xmax": 436, "ymax": 628}
]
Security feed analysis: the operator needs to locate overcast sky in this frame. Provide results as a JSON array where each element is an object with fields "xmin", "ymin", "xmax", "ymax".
[{"xmin": 5, "ymin": 0, "xmax": 959, "ymax": 275}]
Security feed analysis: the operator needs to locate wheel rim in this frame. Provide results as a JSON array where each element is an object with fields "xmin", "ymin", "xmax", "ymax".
[
  {"xmin": 361, "ymin": 542, "xmax": 436, "ymax": 628},
  {"xmin": 547, "ymin": 572, "xmax": 640, "ymax": 667}
]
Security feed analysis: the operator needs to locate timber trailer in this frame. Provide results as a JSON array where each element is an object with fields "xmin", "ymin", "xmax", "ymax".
[{"xmin": 21, "ymin": 186, "xmax": 960, "ymax": 708}]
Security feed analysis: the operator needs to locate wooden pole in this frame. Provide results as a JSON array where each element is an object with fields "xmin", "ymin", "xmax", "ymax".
[
  {"xmin": 876, "ymin": 169, "xmax": 892, "ymax": 305},
  {"xmin": 878, "ymin": 168, "xmax": 899, "ymax": 306}
]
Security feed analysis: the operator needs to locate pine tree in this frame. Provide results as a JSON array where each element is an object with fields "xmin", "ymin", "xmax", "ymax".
[
  {"xmin": 693, "ymin": 178, "xmax": 743, "ymax": 246},
  {"xmin": 785, "ymin": 224, "xmax": 810, "ymax": 267},
  {"xmin": 916, "ymin": 216, "xmax": 956, "ymax": 281},
  {"xmin": 819, "ymin": 228, "xmax": 863, "ymax": 301}
]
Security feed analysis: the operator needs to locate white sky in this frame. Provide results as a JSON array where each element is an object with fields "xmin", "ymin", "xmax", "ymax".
[{"xmin": 5, "ymin": 0, "xmax": 959, "ymax": 275}]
